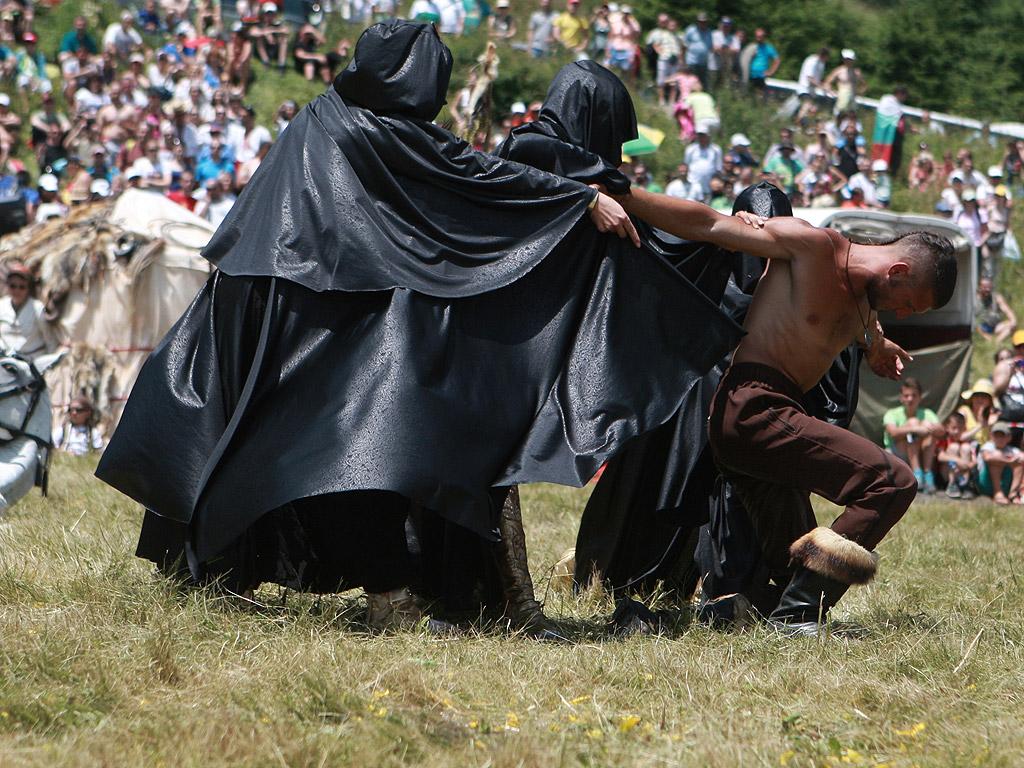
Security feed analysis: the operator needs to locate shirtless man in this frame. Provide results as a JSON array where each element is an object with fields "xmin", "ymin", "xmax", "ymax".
[{"xmin": 619, "ymin": 188, "xmax": 957, "ymax": 634}]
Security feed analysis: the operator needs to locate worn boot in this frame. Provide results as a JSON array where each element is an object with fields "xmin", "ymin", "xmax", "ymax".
[
  {"xmin": 695, "ymin": 592, "xmax": 756, "ymax": 631},
  {"xmin": 365, "ymin": 586, "xmax": 454, "ymax": 634},
  {"xmin": 492, "ymin": 486, "xmax": 565, "ymax": 641},
  {"xmin": 768, "ymin": 527, "xmax": 878, "ymax": 636}
]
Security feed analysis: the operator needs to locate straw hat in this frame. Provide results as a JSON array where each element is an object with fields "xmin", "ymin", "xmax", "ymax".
[{"xmin": 960, "ymin": 379, "xmax": 996, "ymax": 402}]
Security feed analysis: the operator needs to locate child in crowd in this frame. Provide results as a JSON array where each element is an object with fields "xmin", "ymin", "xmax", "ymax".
[
  {"xmin": 978, "ymin": 421, "xmax": 1024, "ymax": 504},
  {"xmin": 958, "ymin": 378, "xmax": 999, "ymax": 446},
  {"xmin": 52, "ymin": 395, "xmax": 104, "ymax": 456},
  {"xmin": 936, "ymin": 411, "xmax": 976, "ymax": 499}
]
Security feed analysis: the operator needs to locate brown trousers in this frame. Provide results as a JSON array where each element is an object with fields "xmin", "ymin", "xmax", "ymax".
[{"xmin": 708, "ymin": 362, "xmax": 916, "ymax": 583}]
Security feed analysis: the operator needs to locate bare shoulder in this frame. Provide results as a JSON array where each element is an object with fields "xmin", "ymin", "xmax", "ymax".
[{"xmin": 761, "ymin": 217, "xmax": 835, "ymax": 260}]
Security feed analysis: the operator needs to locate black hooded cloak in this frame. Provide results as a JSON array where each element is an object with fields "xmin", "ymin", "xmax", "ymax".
[{"xmin": 96, "ymin": 23, "xmax": 742, "ymax": 591}]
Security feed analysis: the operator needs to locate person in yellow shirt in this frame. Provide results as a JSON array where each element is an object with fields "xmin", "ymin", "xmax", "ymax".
[{"xmin": 553, "ymin": 0, "xmax": 589, "ymax": 53}]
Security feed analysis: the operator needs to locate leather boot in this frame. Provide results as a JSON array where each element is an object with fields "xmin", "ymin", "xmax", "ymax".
[
  {"xmin": 492, "ymin": 486, "xmax": 565, "ymax": 640},
  {"xmin": 365, "ymin": 586, "xmax": 454, "ymax": 634},
  {"xmin": 767, "ymin": 526, "xmax": 879, "ymax": 636},
  {"xmin": 767, "ymin": 566, "xmax": 850, "ymax": 636}
]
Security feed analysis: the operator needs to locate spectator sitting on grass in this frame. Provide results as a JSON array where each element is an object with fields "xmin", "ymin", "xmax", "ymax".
[
  {"xmin": 975, "ymin": 277, "xmax": 1016, "ymax": 342},
  {"xmin": 978, "ymin": 421, "xmax": 1024, "ymax": 504},
  {"xmin": 53, "ymin": 395, "xmax": 104, "ymax": 456},
  {"xmin": 936, "ymin": 411, "xmax": 976, "ymax": 499},
  {"xmin": 883, "ymin": 376, "xmax": 943, "ymax": 494}
]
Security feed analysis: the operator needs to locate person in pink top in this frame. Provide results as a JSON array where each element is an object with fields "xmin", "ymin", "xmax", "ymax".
[{"xmin": 604, "ymin": 6, "xmax": 640, "ymax": 85}]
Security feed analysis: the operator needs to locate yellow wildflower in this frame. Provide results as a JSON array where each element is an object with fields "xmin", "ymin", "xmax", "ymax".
[
  {"xmin": 619, "ymin": 716, "xmax": 641, "ymax": 733},
  {"xmin": 895, "ymin": 722, "xmax": 926, "ymax": 738}
]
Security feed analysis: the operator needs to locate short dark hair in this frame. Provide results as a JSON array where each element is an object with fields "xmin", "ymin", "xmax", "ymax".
[
  {"xmin": 901, "ymin": 377, "xmax": 922, "ymax": 393},
  {"xmin": 890, "ymin": 231, "xmax": 957, "ymax": 310},
  {"xmin": 945, "ymin": 411, "xmax": 966, "ymax": 426}
]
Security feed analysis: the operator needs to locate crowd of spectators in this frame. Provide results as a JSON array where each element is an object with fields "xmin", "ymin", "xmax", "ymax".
[
  {"xmin": 0, "ymin": 3, "xmax": 355, "ymax": 232},
  {"xmin": 876, "ymin": 334, "xmax": 1024, "ymax": 505},
  {"xmin": 0, "ymin": 0, "xmax": 1020, "ymax": 242}
]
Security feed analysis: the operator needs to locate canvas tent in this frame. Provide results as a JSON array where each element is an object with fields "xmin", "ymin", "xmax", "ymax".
[
  {"xmin": 0, "ymin": 190, "xmax": 213, "ymax": 433},
  {"xmin": 794, "ymin": 208, "xmax": 976, "ymax": 445}
]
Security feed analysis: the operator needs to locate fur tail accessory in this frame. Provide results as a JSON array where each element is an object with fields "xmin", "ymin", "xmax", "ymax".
[{"xmin": 790, "ymin": 527, "xmax": 878, "ymax": 585}]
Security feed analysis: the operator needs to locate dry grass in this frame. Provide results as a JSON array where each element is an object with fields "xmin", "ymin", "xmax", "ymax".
[{"xmin": 1, "ymin": 456, "xmax": 1023, "ymax": 767}]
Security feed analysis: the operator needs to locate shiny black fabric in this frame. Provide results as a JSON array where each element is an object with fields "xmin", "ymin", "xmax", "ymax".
[
  {"xmin": 335, "ymin": 20, "xmax": 452, "ymax": 120},
  {"xmin": 98, "ymin": 26, "xmax": 743, "ymax": 581},
  {"xmin": 496, "ymin": 61, "xmax": 636, "ymax": 194},
  {"xmin": 574, "ymin": 184, "xmax": 799, "ymax": 595},
  {"xmin": 574, "ymin": 173, "xmax": 865, "ymax": 597},
  {"xmin": 204, "ymin": 23, "xmax": 593, "ymax": 297},
  {"xmin": 407, "ymin": 62, "xmax": 744, "ymax": 610}
]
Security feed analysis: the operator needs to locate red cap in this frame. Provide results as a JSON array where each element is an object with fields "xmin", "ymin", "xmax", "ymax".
[
  {"xmin": 6, "ymin": 262, "xmax": 33, "ymax": 281},
  {"xmin": 23, "ymin": 32, "xmax": 37, "ymax": 42}
]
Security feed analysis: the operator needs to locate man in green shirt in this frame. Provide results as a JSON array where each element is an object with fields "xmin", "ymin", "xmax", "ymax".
[
  {"xmin": 883, "ymin": 376, "xmax": 944, "ymax": 493},
  {"xmin": 762, "ymin": 140, "xmax": 804, "ymax": 196}
]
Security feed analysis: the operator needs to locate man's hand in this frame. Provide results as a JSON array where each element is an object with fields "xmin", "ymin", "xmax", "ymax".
[
  {"xmin": 734, "ymin": 211, "xmax": 768, "ymax": 229},
  {"xmin": 866, "ymin": 336, "xmax": 912, "ymax": 380},
  {"xmin": 590, "ymin": 191, "xmax": 641, "ymax": 247}
]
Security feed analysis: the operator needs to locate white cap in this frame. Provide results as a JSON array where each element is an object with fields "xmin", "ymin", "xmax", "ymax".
[
  {"xmin": 620, "ymin": 5, "xmax": 632, "ymax": 13},
  {"xmin": 841, "ymin": 48, "xmax": 856, "ymax": 60},
  {"xmin": 0, "ymin": 94, "xmax": 9, "ymax": 107},
  {"xmin": 606, "ymin": 2, "xmax": 619, "ymax": 11},
  {"xmin": 510, "ymin": 101, "xmax": 526, "ymax": 114},
  {"xmin": 38, "ymin": 173, "xmax": 59, "ymax": 192},
  {"xmin": 988, "ymin": 165, "xmax": 1003, "ymax": 177},
  {"xmin": 871, "ymin": 159, "xmax": 888, "ymax": 172},
  {"xmin": 126, "ymin": 168, "xmax": 143, "ymax": 180},
  {"xmin": 950, "ymin": 170, "xmax": 965, "ymax": 182},
  {"xmin": 90, "ymin": 179, "xmax": 111, "ymax": 197},
  {"xmin": 262, "ymin": 2, "xmax": 279, "ymax": 11},
  {"xmin": 730, "ymin": 133, "xmax": 751, "ymax": 147}
]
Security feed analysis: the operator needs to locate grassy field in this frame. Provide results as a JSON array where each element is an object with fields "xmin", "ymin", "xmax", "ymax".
[{"xmin": 1, "ymin": 456, "xmax": 1023, "ymax": 767}]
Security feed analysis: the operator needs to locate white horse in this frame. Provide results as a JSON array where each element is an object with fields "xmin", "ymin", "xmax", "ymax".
[{"xmin": 0, "ymin": 350, "xmax": 64, "ymax": 516}]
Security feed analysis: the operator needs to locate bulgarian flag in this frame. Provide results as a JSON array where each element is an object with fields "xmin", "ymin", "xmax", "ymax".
[{"xmin": 871, "ymin": 94, "xmax": 904, "ymax": 167}]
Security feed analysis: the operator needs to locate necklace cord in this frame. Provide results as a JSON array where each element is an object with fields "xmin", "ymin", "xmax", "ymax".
[{"xmin": 843, "ymin": 238, "xmax": 872, "ymax": 347}]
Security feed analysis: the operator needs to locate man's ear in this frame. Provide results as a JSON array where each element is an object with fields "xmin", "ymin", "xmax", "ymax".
[{"xmin": 888, "ymin": 261, "xmax": 910, "ymax": 278}]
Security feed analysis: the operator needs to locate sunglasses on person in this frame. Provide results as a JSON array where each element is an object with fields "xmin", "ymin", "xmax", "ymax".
[{"xmin": 69, "ymin": 406, "xmax": 92, "ymax": 413}]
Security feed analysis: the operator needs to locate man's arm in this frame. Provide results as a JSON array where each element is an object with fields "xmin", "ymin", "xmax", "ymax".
[
  {"xmin": 620, "ymin": 187, "xmax": 810, "ymax": 258},
  {"xmin": 994, "ymin": 359, "xmax": 1013, "ymax": 395}
]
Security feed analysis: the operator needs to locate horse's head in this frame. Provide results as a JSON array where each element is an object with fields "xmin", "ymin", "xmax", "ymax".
[{"xmin": 0, "ymin": 350, "xmax": 62, "ymax": 444}]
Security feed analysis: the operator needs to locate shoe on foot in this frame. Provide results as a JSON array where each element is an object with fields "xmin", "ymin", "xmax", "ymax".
[
  {"xmin": 365, "ymin": 587, "xmax": 454, "ymax": 634},
  {"xmin": 946, "ymin": 481, "xmax": 961, "ymax": 498},
  {"xmin": 695, "ymin": 593, "xmax": 755, "ymax": 631}
]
